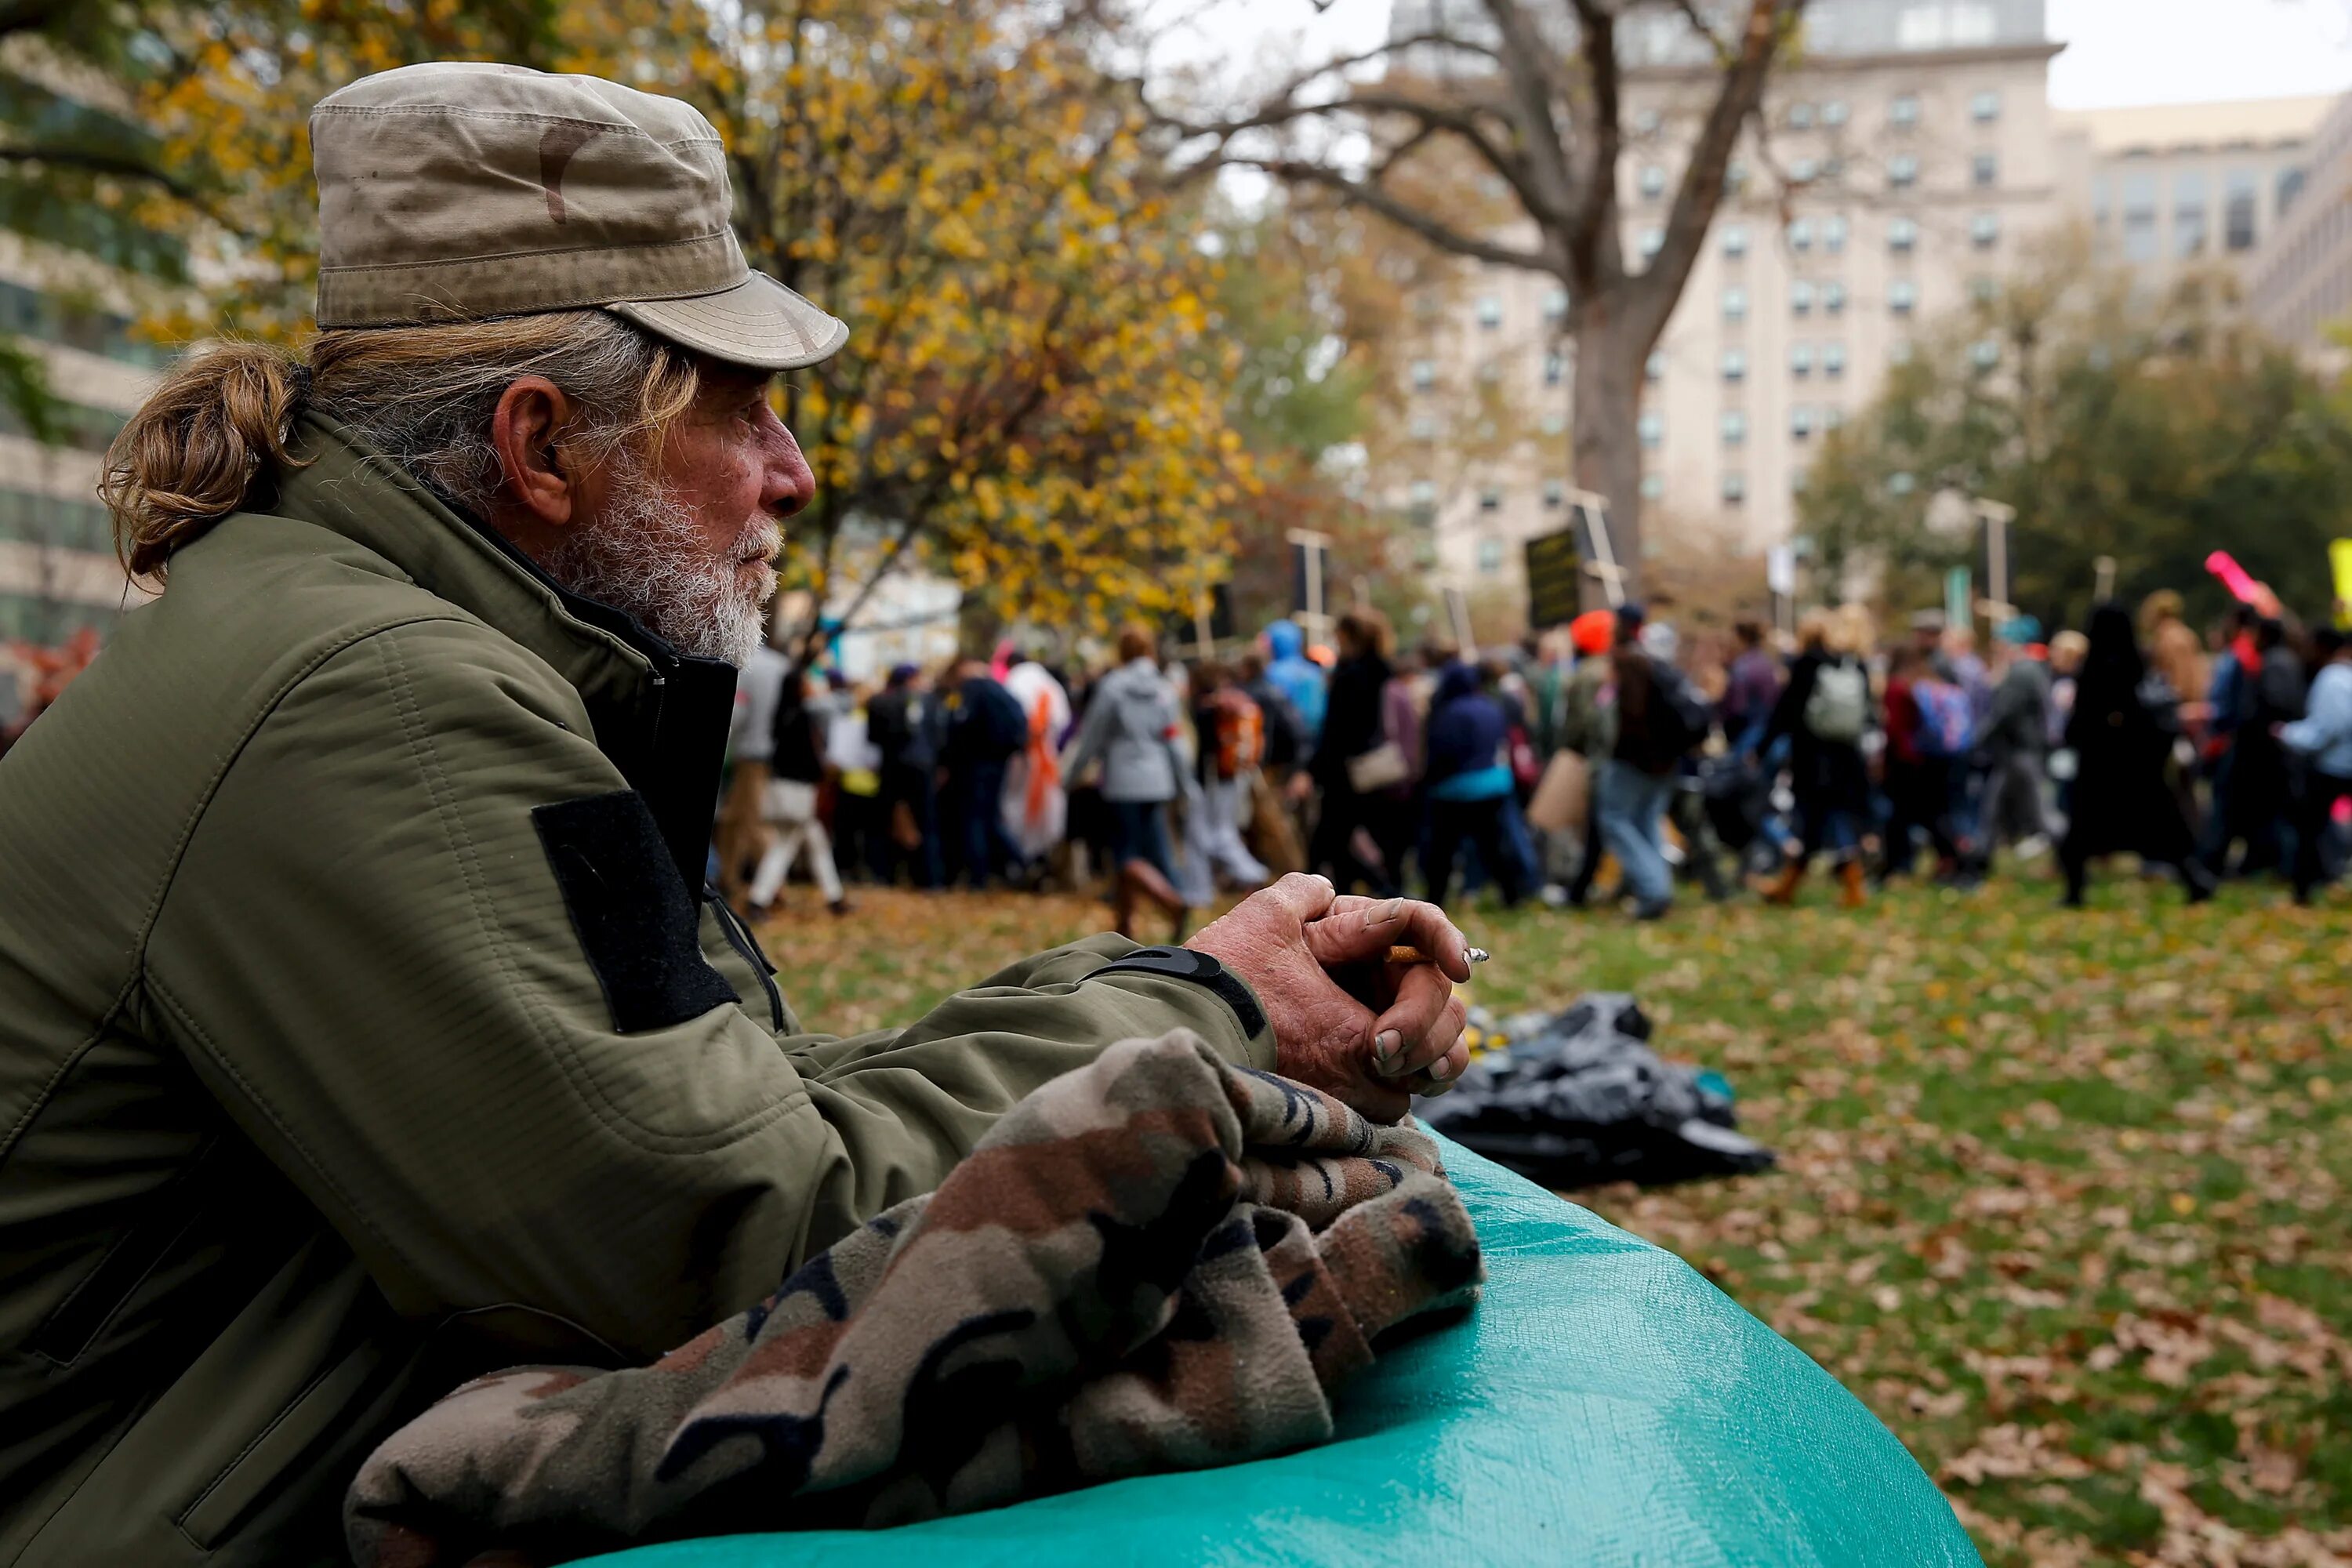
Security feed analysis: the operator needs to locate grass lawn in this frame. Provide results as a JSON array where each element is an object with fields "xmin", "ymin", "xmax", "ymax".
[{"xmin": 754, "ymin": 870, "xmax": 2352, "ymax": 1566}]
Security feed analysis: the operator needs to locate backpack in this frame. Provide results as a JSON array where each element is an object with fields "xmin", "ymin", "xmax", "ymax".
[
  {"xmin": 1912, "ymin": 680, "xmax": 1973, "ymax": 760},
  {"xmin": 967, "ymin": 678, "xmax": 1030, "ymax": 761},
  {"xmin": 1646, "ymin": 656, "xmax": 1713, "ymax": 760},
  {"xmin": 1803, "ymin": 659, "xmax": 1868, "ymax": 744},
  {"xmin": 1208, "ymin": 688, "xmax": 1264, "ymax": 780}
]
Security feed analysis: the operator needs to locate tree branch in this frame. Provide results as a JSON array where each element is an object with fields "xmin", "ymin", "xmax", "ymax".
[{"xmin": 1232, "ymin": 156, "xmax": 1557, "ymax": 272}]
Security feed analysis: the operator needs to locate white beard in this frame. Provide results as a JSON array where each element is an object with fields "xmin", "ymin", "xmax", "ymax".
[{"xmin": 541, "ymin": 468, "xmax": 779, "ymax": 666}]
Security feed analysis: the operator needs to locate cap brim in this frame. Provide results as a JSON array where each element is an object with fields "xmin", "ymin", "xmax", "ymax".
[{"xmin": 607, "ymin": 270, "xmax": 848, "ymax": 372}]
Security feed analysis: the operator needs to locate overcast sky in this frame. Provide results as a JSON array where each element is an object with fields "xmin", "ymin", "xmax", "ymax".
[
  {"xmin": 2048, "ymin": 0, "xmax": 2352, "ymax": 107},
  {"xmin": 1160, "ymin": 0, "xmax": 2352, "ymax": 111}
]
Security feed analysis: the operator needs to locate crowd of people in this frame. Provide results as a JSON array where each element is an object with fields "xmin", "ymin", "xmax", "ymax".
[{"xmin": 714, "ymin": 586, "xmax": 2352, "ymax": 927}]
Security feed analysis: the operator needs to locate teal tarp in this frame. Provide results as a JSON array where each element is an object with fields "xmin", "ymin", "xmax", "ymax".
[{"xmin": 585, "ymin": 1135, "xmax": 1981, "ymax": 1568}]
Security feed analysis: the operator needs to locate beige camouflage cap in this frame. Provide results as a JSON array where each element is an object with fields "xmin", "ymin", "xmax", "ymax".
[{"xmin": 309, "ymin": 62, "xmax": 846, "ymax": 371}]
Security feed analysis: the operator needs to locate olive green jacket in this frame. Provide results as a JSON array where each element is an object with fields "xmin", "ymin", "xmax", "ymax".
[{"xmin": 0, "ymin": 414, "xmax": 1271, "ymax": 1565}]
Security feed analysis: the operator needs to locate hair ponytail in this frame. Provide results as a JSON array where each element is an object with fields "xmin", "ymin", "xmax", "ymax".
[{"xmin": 99, "ymin": 339, "xmax": 307, "ymax": 582}]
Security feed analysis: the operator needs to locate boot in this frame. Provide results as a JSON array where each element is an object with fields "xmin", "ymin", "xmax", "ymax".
[
  {"xmin": 1753, "ymin": 857, "xmax": 1804, "ymax": 906},
  {"xmin": 1117, "ymin": 859, "xmax": 1186, "ymax": 941},
  {"xmin": 1838, "ymin": 858, "xmax": 1867, "ymax": 909}
]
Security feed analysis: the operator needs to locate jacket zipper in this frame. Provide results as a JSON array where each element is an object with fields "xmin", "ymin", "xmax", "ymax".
[{"xmin": 709, "ymin": 891, "xmax": 785, "ymax": 1031}]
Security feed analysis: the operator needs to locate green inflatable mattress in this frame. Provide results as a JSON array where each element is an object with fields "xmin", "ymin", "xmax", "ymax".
[{"xmin": 583, "ymin": 1134, "xmax": 1981, "ymax": 1568}]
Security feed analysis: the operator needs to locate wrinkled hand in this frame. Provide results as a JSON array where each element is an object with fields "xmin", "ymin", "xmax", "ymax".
[{"xmin": 1186, "ymin": 873, "xmax": 1472, "ymax": 1123}]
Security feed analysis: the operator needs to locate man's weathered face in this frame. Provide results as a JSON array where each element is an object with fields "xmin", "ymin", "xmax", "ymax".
[{"xmin": 545, "ymin": 364, "xmax": 814, "ymax": 665}]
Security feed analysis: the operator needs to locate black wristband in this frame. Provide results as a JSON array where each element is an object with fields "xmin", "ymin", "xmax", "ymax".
[{"xmin": 1087, "ymin": 946, "xmax": 1268, "ymax": 1041}]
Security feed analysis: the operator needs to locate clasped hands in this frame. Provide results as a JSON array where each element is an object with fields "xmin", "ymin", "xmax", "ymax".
[{"xmin": 1185, "ymin": 873, "xmax": 1474, "ymax": 1123}]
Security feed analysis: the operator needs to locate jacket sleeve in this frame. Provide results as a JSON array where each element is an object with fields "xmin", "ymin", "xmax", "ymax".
[
  {"xmin": 144, "ymin": 619, "xmax": 1272, "ymax": 1361},
  {"xmin": 1058, "ymin": 685, "xmax": 1114, "ymax": 782}
]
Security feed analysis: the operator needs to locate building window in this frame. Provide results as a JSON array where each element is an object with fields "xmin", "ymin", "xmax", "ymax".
[
  {"xmin": 1410, "ymin": 358, "xmax": 1436, "ymax": 390},
  {"xmin": 1824, "ymin": 214, "xmax": 1849, "ymax": 253},
  {"xmin": 1476, "ymin": 294, "xmax": 1503, "ymax": 328},
  {"xmin": 1479, "ymin": 485, "xmax": 1503, "ymax": 511},
  {"xmin": 1822, "ymin": 100, "xmax": 1849, "ymax": 128},
  {"xmin": 1789, "ymin": 216, "xmax": 1815, "ymax": 252},
  {"xmin": 1889, "ymin": 93, "xmax": 1920, "ymax": 129},
  {"xmin": 1888, "ymin": 470, "xmax": 1916, "ymax": 496},
  {"xmin": 1406, "ymin": 480, "xmax": 1436, "ymax": 517},
  {"xmin": 1721, "ymin": 409, "xmax": 1748, "ymax": 446},
  {"xmin": 1477, "ymin": 536, "xmax": 1504, "ymax": 574},
  {"xmin": 1543, "ymin": 286, "xmax": 1569, "ymax": 321},
  {"xmin": 1791, "ymin": 156, "xmax": 1820, "ymax": 183},
  {"xmin": 1970, "ymin": 211, "xmax": 2000, "ymax": 249},
  {"xmin": 1791, "ymin": 405, "xmax": 1814, "ymax": 439},
  {"xmin": 1634, "ymin": 108, "xmax": 1662, "ymax": 136},
  {"xmin": 2226, "ymin": 169, "xmax": 2258, "ymax": 250},
  {"xmin": 1645, "ymin": 350, "xmax": 1666, "ymax": 382},
  {"xmin": 1969, "ymin": 274, "xmax": 1998, "ymax": 303},
  {"xmin": 1640, "ymin": 163, "xmax": 1668, "ymax": 200},
  {"xmin": 1638, "ymin": 411, "xmax": 1664, "ymax": 448},
  {"xmin": 1791, "ymin": 341, "xmax": 1814, "ymax": 375},
  {"xmin": 1823, "ymin": 340, "xmax": 1847, "ymax": 376},
  {"xmin": 1889, "ymin": 216, "xmax": 1918, "ymax": 252},
  {"xmin": 1408, "ymin": 413, "xmax": 1439, "ymax": 440},
  {"xmin": 1543, "ymin": 350, "xmax": 1565, "ymax": 387},
  {"xmin": 1722, "ymin": 285, "xmax": 1748, "ymax": 320},
  {"xmin": 1542, "ymin": 478, "xmax": 1566, "ymax": 508},
  {"xmin": 1970, "ymin": 89, "xmax": 2000, "ymax": 122},
  {"xmin": 2093, "ymin": 175, "xmax": 2111, "ymax": 227},
  {"xmin": 1973, "ymin": 152, "xmax": 1998, "ymax": 188},
  {"xmin": 1788, "ymin": 100, "xmax": 1816, "ymax": 129},
  {"xmin": 1970, "ymin": 337, "xmax": 2000, "ymax": 369},
  {"xmin": 2122, "ymin": 170, "xmax": 2159, "ymax": 262},
  {"xmin": 1722, "ymin": 348, "xmax": 1748, "ymax": 381},
  {"xmin": 1889, "ymin": 279, "xmax": 1918, "ymax": 314},
  {"xmin": 1728, "ymin": 158, "xmax": 1749, "ymax": 192},
  {"xmin": 1889, "ymin": 338, "xmax": 1914, "ymax": 365},
  {"xmin": 1640, "ymin": 472, "xmax": 1666, "ymax": 500},
  {"xmin": 1478, "ymin": 360, "xmax": 1503, "ymax": 383},
  {"xmin": 2279, "ymin": 166, "xmax": 2308, "ymax": 217},
  {"xmin": 1823, "ymin": 281, "xmax": 1848, "ymax": 314},
  {"xmin": 1540, "ymin": 409, "xmax": 1567, "ymax": 436},
  {"xmin": 1639, "ymin": 226, "xmax": 1665, "ymax": 259},
  {"xmin": 1889, "ymin": 153, "xmax": 1919, "ymax": 188},
  {"xmin": 1722, "ymin": 223, "xmax": 1749, "ymax": 257},
  {"xmin": 1791, "ymin": 278, "xmax": 1816, "ymax": 314},
  {"xmin": 1722, "ymin": 471, "xmax": 1747, "ymax": 503},
  {"xmin": 1822, "ymin": 405, "xmax": 1846, "ymax": 430}
]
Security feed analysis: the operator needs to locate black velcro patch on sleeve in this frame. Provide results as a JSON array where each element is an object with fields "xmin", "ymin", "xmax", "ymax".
[{"xmin": 533, "ymin": 790, "xmax": 741, "ymax": 1033}]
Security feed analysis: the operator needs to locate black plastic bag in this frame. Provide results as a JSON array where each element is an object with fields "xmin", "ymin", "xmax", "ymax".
[{"xmin": 1420, "ymin": 993, "xmax": 1774, "ymax": 1191}]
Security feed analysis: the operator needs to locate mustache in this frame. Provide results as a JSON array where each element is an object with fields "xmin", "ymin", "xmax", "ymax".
[{"xmin": 735, "ymin": 514, "xmax": 783, "ymax": 564}]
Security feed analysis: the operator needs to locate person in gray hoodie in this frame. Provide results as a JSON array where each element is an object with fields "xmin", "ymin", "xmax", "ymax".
[{"xmin": 1063, "ymin": 622, "xmax": 1191, "ymax": 936}]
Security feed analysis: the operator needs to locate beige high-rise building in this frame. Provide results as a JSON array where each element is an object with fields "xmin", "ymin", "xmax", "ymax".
[
  {"xmin": 1381, "ymin": 0, "xmax": 2068, "ymax": 616},
  {"xmin": 2053, "ymin": 95, "xmax": 2327, "ymax": 301},
  {"xmin": 2242, "ymin": 90, "xmax": 2352, "ymax": 366}
]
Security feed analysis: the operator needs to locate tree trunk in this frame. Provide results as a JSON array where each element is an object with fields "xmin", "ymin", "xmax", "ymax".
[{"xmin": 1570, "ymin": 318, "xmax": 1648, "ymax": 608}]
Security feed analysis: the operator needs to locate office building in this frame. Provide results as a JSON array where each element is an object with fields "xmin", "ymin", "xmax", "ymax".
[
  {"xmin": 2054, "ymin": 95, "xmax": 2327, "ymax": 299},
  {"xmin": 1381, "ymin": 0, "xmax": 2068, "ymax": 611},
  {"xmin": 2242, "ymin": 90, "xmax": 2352, "ymax": 365}
]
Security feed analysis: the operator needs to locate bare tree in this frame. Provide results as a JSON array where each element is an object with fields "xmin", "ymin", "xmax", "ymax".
[{"xmin": 1146, "ymin": 0, "xmax": 1807, "ymax": 596}]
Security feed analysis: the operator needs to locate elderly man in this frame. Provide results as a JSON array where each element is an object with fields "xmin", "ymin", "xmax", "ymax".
[{"xmin": 0, "ymin": 64, "xmax": 1469, "ymax": 1564}]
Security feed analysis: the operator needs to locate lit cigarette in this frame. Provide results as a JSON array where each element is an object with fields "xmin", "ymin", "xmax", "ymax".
[{"xmin": 1387, "ymin": 945, "xmax": 1490, "ymax": 967}]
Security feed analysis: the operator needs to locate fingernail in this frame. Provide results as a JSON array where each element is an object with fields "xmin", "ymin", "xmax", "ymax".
[
  {"xmin": 1373, "ymin": 1030, "xmax": 1401, "ymax": 1069},
  {"xmin": 1428, "ymin": 1054, "xmax": 1458, "ymax": 1082},
  {"xmin": 1379, "ymin": 898, "xmax": 1406, "ymax": 922}
]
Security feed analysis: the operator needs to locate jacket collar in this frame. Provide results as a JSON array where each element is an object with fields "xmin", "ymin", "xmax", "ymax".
[{"xmin": 268, "ymin": 412, "xmax": 737, "ymax": 888}]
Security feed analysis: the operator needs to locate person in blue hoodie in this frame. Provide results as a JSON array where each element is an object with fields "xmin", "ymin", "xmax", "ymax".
[
  {"xmin": 1421, "ymin": 657, "xmax": 1526, "ymax": 908},
  {"xmin": 1264, "ymin": 619, "xmax": 1329, "ymax": 749},
  {"xmin": 2283, "ymin": 626, "xmax": 2352, "ymax": 905}
]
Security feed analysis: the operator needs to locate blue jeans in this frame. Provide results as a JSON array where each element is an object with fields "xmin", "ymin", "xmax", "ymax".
[
  {"xmin": 1596, "ymin": 759, "xmax": 1675, "ymax": 908},
  {"xmin": 1106, "ymin": 798, "xmax": 1176, "ymax": 885}
]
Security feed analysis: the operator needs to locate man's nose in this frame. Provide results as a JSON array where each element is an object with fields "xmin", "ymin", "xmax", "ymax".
[{"xmin": 760, "ymin": 408, "xmax": 815, "ymax": 518}]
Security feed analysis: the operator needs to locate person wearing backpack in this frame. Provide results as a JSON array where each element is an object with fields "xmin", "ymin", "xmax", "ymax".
[
  {"xmin": 1755, "ymin": 607, "xmax": 1874, "ymax": 908},
  {"xmin": 1881, "ymin": 644, "xmax": 1969, "ymax": 884},
  {"xmin": 942, "ymin": 655, "xmax": 1038, "ymax": 889},
  {"xmin": 1594, "ymin": 605, "xmax": 1693, "ymax": 920}
]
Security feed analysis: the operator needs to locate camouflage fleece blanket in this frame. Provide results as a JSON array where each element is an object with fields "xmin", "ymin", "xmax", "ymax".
[{"xmin": 346, "ymin": 1029, "xmax": 1484, "ymax": 1566}]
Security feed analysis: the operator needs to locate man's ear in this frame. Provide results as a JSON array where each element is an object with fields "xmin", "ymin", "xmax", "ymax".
[{"xmin": 489, "ymin": 376, "xmax": 578, "ymax": 528}]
